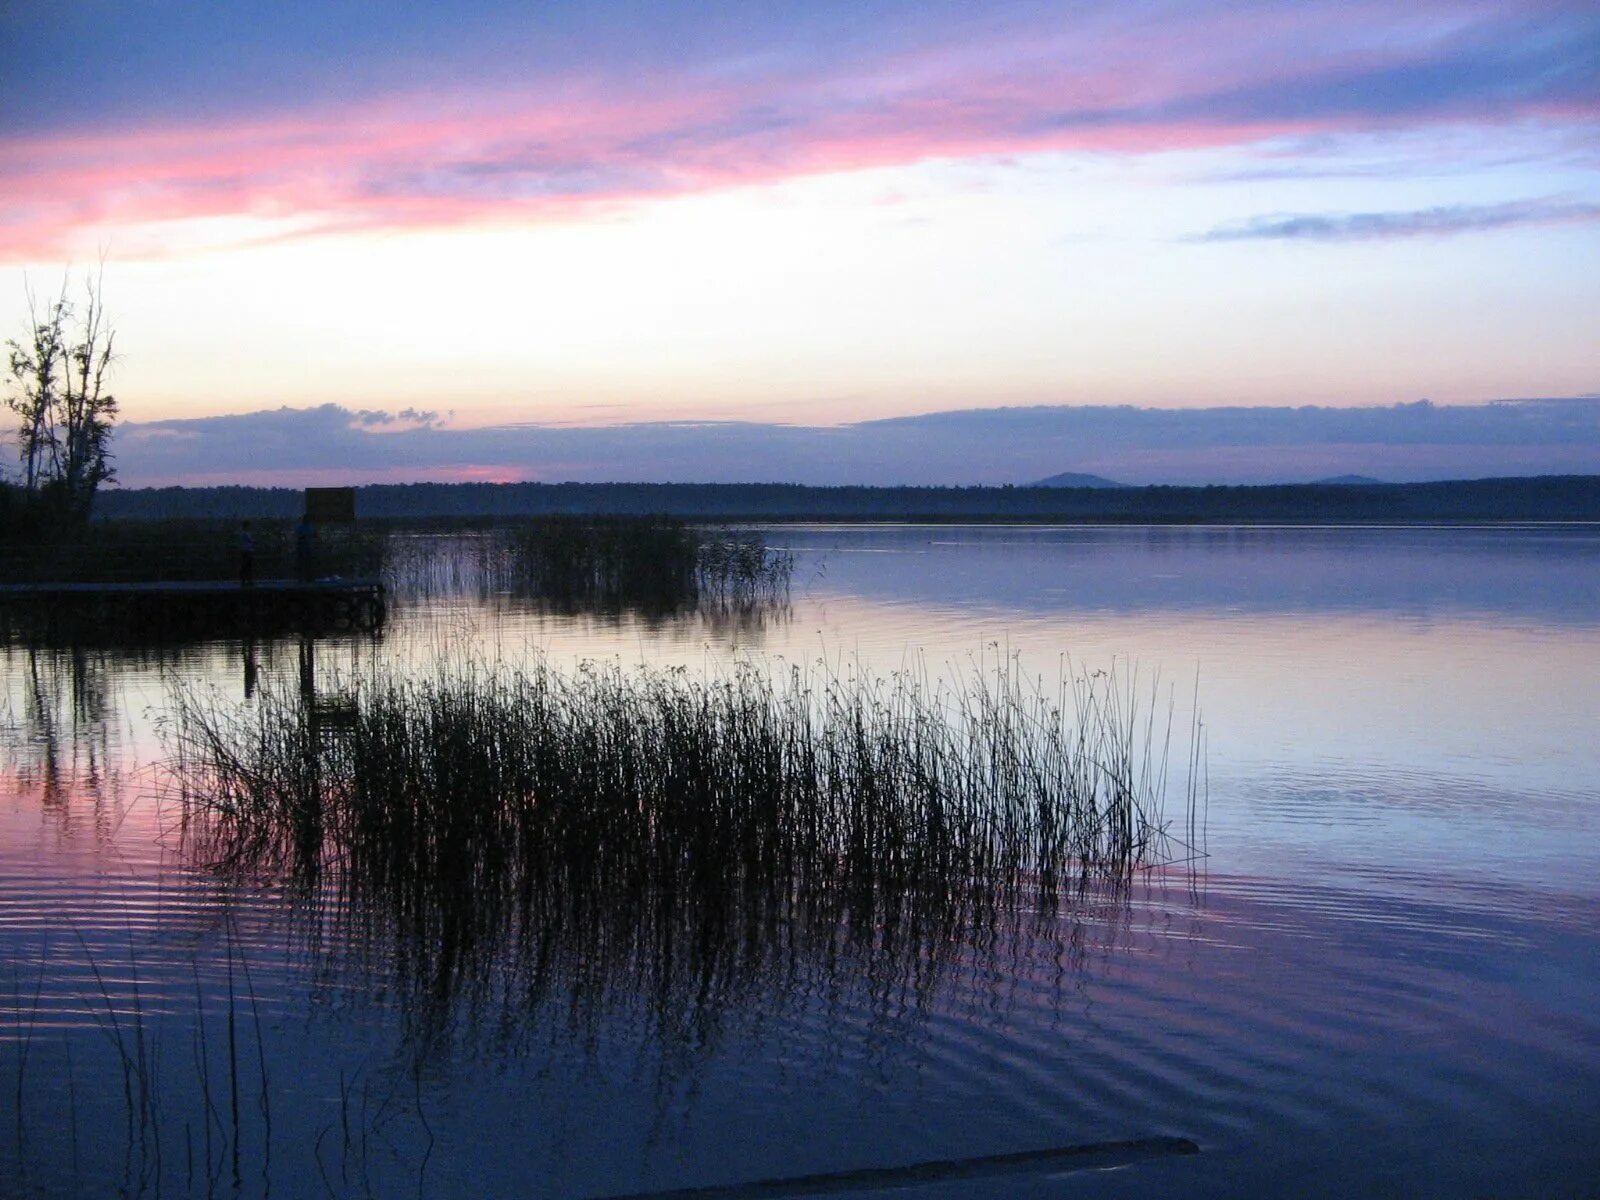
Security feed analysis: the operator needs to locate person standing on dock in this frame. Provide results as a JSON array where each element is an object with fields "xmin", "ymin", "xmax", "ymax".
[
  {"xmin": 296, "ymin": 515, "xmax": 316, "ymax": 582},
  {"xmin": 239, "ymin": 520, "xmax": 255, "ymax": 586}
]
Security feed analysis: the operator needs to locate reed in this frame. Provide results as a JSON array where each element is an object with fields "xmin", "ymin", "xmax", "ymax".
[
  {"xmin": 0, "ymin": 516, "xmax": 791, "ymax": 648},
  {"xmin": 169, "ymin": 654, "xmax": 1192, "ymax": 1030},
  {"xmin": 3, "ymin": 930, "xmax": 296, "ymax": 1199},
  {"xmin": 391, "ymin": 517, "xmax": 793, "ymax": 608},
  {"xmin": 0, "ymin": 515, "xmax": 788, "ymax": 623}
]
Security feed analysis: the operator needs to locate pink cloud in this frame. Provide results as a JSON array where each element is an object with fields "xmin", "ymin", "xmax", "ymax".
[{"xmin": 3, "ymin": 3, "xmax": 1595, "ymax": 260}]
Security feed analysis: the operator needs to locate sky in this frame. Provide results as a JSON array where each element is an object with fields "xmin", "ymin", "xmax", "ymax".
[{"xmin": 3, "ymin": 0, "xmax": 1598, "ymax": 485}]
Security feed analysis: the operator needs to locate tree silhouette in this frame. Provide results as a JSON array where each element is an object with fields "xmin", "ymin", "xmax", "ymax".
[{"xmin": 6, "ymin": 270, "xmax": 118, "ymax": 519}]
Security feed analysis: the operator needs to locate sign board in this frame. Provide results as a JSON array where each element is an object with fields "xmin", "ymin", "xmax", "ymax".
[{"xmin": 303, "ymin": 487, "xmax": 356, "ymax": 523}]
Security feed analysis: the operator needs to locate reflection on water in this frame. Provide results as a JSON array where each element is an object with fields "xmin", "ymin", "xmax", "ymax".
[
  {"xmin": 1, "ymin": 644, "xmax": 125, "ymax": 812},
  {"xmin": 777, "ymin": 523, "xmax": 1600, "ymax": 622},
  {"xmin": 3, "ymin": 525, "xmax": 1599, "ymax": 1198}
]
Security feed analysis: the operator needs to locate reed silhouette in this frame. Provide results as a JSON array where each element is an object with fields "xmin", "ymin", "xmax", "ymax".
[
  {"xmin": 170, "ymin": 654, "xmax": 1195, "ymax": 1048},
  {"xmin": 384, "ymin": 517, "xmax": 792, "ymax": 612}
]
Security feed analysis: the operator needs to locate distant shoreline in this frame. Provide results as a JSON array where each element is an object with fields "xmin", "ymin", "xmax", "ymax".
[{"xmin": 94, "ymin": 475, "xmax": 1600, "ymax": 525}]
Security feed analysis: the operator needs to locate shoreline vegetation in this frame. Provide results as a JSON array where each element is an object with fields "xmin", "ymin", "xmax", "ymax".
[
  {"xmin": 93, "ymin": 474, "xmax": 1600, "ymax": 524},
  {"xmin": 0, "ymin": 516, "xmax": 794, "ymax": 646},
  {"xmin": 0, "ymin": 515, "xmax": 792, "ymax": 600},
  {"xmin": 391, "ymin": 517, "xmax": 792, "ymax": 607}
]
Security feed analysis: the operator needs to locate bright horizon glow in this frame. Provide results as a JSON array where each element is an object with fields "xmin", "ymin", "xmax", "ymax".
[{"xmin": 2, "ymin": 1, "xmax": 1597, "ymax": 480}]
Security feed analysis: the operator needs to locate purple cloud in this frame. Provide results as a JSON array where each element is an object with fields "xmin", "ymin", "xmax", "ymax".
[
  {"xmin": 1191, "ymin": 197, "xmax": 1600, "ymax": 242},
  {"xmin": 104, "ymin": 397, "xmax": 1600, "ymax": 488}
]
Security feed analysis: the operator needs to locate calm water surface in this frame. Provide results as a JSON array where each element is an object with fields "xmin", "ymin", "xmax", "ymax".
[{"xmin": 2, "ymin": 525, "xmax": 1597, "ymax": 1198}]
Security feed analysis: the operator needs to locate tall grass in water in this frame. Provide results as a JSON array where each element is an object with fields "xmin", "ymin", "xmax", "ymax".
[
  {"xmin": 170, "ymin": 655, "xmax": 1193, "ymax": 1039},
  {"xmin": 0, "ymin": 513, "xmax": 789, "ymax": 602},
  {"xmin": 388, "ymin": 517, "xmax": 793, "ymax": 610}
]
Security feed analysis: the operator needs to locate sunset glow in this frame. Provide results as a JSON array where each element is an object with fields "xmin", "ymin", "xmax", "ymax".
[{"xmin": 3, "ymin": 1, "xmax": 1597, "ymax": 483}]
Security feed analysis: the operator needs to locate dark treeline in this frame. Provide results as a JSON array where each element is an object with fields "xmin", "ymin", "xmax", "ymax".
[{"xmin": 95, "ymin": 475, "xmax": 1600, "ymax": 523}]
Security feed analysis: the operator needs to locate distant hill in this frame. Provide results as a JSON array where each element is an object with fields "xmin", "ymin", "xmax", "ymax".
[
  {"xmin": 1313, "ymin": 474, "xmax": 1386, "ymax": 486},
  {"xmin": 1031, "ymin": 472, "xmax": 1127, "ymax": 488}
]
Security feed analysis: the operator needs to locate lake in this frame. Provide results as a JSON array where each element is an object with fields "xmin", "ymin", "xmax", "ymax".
[{"xmin": 3, "ymin": 524, "xmax": 1598, "ymax": 1198}]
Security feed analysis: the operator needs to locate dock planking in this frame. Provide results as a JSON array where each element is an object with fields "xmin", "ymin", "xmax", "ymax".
[{"xmin": 0, "ymin": 577, "xmax": 388, "ymax": 635}]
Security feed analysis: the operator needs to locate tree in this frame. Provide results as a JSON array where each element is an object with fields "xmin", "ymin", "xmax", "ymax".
[{"xmin": 5, "ymin": 271, "xmax": 118, "ymax": 519}]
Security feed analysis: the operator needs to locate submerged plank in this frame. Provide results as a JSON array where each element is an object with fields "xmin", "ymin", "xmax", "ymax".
[{"xmin": 591, "ymin": 1136, "xmax": 1200, "ymax": 1199}]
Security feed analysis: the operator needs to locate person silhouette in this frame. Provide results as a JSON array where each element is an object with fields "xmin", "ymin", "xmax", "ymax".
[
  {"xmin": 239, "ymin": 520, "xmax": 255, "ymax": 586},
  {"xmin": 295, "ymin": 515, "xmax": 316, "ymax": 581}
]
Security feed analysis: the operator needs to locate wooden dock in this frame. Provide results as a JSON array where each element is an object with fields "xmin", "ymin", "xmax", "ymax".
[{"xmin": 0, "ymin": 578, "xmax": 388, "ymax": 636}]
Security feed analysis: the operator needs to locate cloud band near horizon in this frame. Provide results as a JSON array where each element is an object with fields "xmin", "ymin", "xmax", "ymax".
[{"xmin": 101, "ymin": 397, "xmax": 1600, "ymax": 489}]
